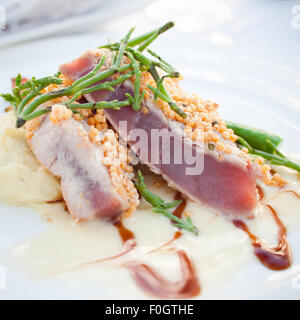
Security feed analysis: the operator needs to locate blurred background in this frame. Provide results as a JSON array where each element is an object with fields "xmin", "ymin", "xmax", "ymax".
[
  {"xmin": 0, "ymin": 0, "xmax": 300, "ymax": 127},
  {"xmin": 0, "ymin": 0, "xmax": 299, "ymax": 67}
]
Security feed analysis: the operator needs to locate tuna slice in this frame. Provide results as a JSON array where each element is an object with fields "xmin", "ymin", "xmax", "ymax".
[
  {"xmin": 27, "ymin": 107, "xmax": 138, "ymax": 221},
  {"xmin": 60, "ymin": 51, "xmax": 259, "ymax": 217}
]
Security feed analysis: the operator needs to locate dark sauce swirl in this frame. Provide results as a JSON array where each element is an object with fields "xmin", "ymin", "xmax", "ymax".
[
  {"xmin": 256, "ymin": 185, "xmax": 264, "ymax": 201},
  {"xmin": 284, "ymin": 190, "xmax": 300, "ymax": 200},
  {"xmin": 233, "ymin": 204, "xmax": 291, "ymax": 270},
  {"xmin": 112, "ymin": 193, "xmax": 201, "ymax": 298},
  {"xmin": 128, "ymin": 249, "xmax": 200, "ymax": 299},
  {"xmin": 173, "ymin": 192, "xmax": 187, "ymax": 218},
  {"xmin": 80, "ymin": 187, "xmax": 299, "ymax": 297}
]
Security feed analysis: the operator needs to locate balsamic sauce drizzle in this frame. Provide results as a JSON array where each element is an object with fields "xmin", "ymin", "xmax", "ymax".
[
  {"xmin": 72, "ymin": 187, "xmax": 300, "ymax": 297},
  {"xmin": 113, "ymin": 193, "xmax": 201, "ymax": 298},
  {"xmin": 284, "ymin": 190, "xmax": 300, "ymax": 200},
  {"xmin": 128, "ymin": 249, "xmax": 201, "ymax": 299},
  {"xmin": 233, "ymin": 204, "xmax": 291, "ymax": 271},
  {"xmin": 173, "ymin": 192, "xmax": 187, "ymax": 218},
  {"xmin": 108, "ymin": 188, "xmax": 300, "ymax": 295},
  {"xmin": 232, "ymin": 186, "xmax": 299, "ymax": 271},
  {"xmin": 113, "ymin": 220, "xmax": 135, "ymax": 243},
  {"xmin": 256, "ymin": 184, "xmax": 264, "ymax": 201}
]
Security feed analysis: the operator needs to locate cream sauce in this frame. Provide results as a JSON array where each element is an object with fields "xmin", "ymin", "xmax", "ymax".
[{"xmin": 4, "ymin": 164, "xmax": 300, "ymax": 298}]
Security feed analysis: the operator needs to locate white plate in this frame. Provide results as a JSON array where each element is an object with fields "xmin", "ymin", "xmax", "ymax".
[
  {"xmin": 0, "ymin": 34, "xmax": 300, "ymax": 300},
  {"xmin": 0, "ymin": 0, "xmax": 151, "ymax": 48}
]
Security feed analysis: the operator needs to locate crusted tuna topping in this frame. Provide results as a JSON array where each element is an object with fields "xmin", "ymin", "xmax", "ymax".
[
  {"xmin": 50, "ymin": 104, "xmax": 73, "ymax": 124},
  {"xmin": 25, "ymin": 47, "xmax": 286, "ymax": 190},
  {"xmin": 139, "ymin": 71, "xmax": 237, "ymax": 149},
  {"xmin": 87, "ymin": 110, "xmax": 108, "ymax": 131},
  {"xmin": 26, "ymin": 117, "xmax": 41, "ymax": 140},
  {"xmin": 254, "ymin": 157, "xmax": 286, "ymax": 187},
  {"xmin": 73, "ymin": 48, "xmax": 286, "ymax": 190},
  {"xmin": 99, "ymin": 129, "xmax": 139, "ymax": 217},
  {"xmin": 138, "ymin": 69, "xmax": 286, "ymax": 188},
  {"xmin": 86, "ymin": 117, "xmax": 140, "ymax": 216}
]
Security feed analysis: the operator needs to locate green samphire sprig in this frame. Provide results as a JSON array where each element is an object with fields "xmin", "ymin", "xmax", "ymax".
[
  {"xmin": 134, "ymin": 170, "xmax": 199, "ymax": 235},
  {"xmin": 1, "ymin": 21, "xmax": 186, "ymax": 128}
]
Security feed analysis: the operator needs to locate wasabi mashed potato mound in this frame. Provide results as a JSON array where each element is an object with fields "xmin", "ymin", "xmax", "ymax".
[{"xmin": 0, "ymin": 111, "xmax": 61, "ymax": 206}]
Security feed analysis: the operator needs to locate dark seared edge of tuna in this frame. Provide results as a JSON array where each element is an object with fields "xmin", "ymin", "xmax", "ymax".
[
  {"xmin": 101, "ymin": 86, "xmax": 257, "ymax": 216},
  {"xmin": 59, "ymin": 52, "xmax": 258, "ymax": 217},
  {"xmin": 28, "ymin": 114, "xmax": 128, "ymax": 221}
]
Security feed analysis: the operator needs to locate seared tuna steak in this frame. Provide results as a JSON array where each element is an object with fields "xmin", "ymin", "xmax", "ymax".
[
  {"xmin": 26, "ymin": 104, "xmax": 139, "ymax": 221},
  {"xmin": 60, "ymin": 50, "xmax": 259, "ymax": 217}
]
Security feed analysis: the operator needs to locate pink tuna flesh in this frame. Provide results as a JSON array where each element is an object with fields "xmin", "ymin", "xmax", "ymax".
[
  {"xmin": 60, "ymin": 52, "xmax": 259, "ymax": 217},
  {"xmin": 28, "ymin": 115, "xmax": 130, "ymax": 221}
]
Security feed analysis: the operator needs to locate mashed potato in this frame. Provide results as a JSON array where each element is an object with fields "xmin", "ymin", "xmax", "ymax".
[{"xmin": 0, "ymin": 111, "xmax": 61, "ymax": 206}]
